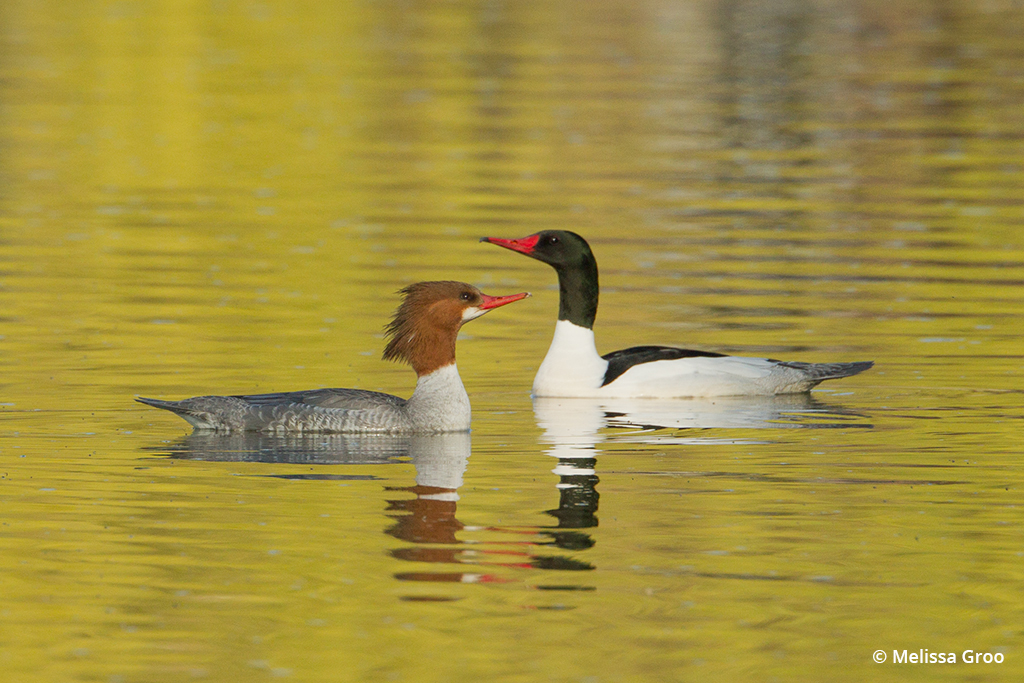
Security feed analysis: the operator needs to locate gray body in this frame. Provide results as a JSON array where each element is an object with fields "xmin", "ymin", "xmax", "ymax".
[
  {"xmin": 138, "ymin": 364, "xmax": 473, "ymax": 434},
  {"xmin": 137, "ymin": 389, "xmax": 408, "ymax": 433}
]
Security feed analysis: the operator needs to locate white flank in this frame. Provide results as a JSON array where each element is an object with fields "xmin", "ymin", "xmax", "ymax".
[
  {"xmin": 531, "ymin": 321, "xmax": 827, "ymax": 398},
  {"xmin": 593, "ymin": 355, "xmax": 783, "ymax": 398}
]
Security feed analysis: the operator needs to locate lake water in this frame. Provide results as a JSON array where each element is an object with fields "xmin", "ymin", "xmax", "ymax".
[{"xmin": 1, "ymin": 1, "xmax": 1023, "ymax": 681}]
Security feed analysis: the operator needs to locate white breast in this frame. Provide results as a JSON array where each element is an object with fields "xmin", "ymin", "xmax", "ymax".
[
  {"xmin": 532, "ymin": 321, "xmax": 608, "ymax": 397},
  {"xmin": 405, "ymin": 363, "xmax": 472, "ymax": 432}
]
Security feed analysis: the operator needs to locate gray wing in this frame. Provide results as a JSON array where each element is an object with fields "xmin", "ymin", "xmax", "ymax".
[
  {"xmin": 232, "ymin": 388, "xmax": 408, "ymax": 411},
  {"xmin": 137, "ymin": 388, "xmax": 410, "ymax": 432}
]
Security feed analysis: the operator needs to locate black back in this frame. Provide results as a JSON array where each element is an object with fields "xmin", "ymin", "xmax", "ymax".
[{"xmin": 601, "ymin": 345, "xmax": 726, "ymax": 386}]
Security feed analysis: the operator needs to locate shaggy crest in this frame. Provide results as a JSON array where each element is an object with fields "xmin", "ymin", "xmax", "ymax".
[{"xmin": 383, "ymin": 281, "xmax": 480, "ymax": 374}]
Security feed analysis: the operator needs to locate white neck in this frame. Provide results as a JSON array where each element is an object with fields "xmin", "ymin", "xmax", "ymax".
[
  {"xmin": 406, "ymin": 363, "xmax": 472, "ymax": 432},
  {"xmin": 532, "ymin": 320, "xmax": 609, "ymax": 397}
]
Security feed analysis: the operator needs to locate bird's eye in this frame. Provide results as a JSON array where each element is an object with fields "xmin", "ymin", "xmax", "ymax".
[
  {"xmin": 546, "ymin": 235, "xmax": 559, "ymax": 245},
  {"xmin": 460, "ymin": 292, "xmax": 472, "ymax": 301}
]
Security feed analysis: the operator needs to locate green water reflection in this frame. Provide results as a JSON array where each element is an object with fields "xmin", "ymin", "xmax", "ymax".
[{"xmin": 1, "ymin": 1, "xmax": 1023, "ymax": 681}]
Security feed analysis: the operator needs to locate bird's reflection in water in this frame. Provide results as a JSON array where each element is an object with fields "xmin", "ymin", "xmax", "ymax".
[
  {"xmin": 534, "ymin": 393, "xmax": 872, "ymax": 442},
  {"xmin": 522, "ymin": 398, "xmax": 607, "ymax": 588},
  {"xmin": 384, "ymin": 433, "xmax": 596, "ymax": 591},
  {"xmin": 152, "ymin": 431, "xmax": 413, "ymax": 468},
  {"xmin": 384, "ymin": 432, "xmax": 472, "ymax": 583},
  {"xmin": 144, "ymin": 396, "xmax": 866, "ymax": 601},
  {"xmin": 530, "ymin": 393, "xmax": 873, "ymax": 585},
  {"xmin": 147, "ymin": 430, "xmax": 596, "ymax": 600}
]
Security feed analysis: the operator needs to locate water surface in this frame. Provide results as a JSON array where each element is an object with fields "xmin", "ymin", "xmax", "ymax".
[{"xmin": 1, "ymin": 1, "xmax": 1023, "ymax": 681}]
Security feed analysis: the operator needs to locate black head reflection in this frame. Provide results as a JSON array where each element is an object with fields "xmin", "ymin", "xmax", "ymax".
[{"xmin": 545, "ymin": 457, "xmax": 600, "ymax": 530}]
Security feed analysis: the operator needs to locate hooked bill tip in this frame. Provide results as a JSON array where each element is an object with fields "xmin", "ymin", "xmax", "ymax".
[
  {"xmin": 481, "ymin": 235, "xmax": 539, "ymax": 254},
  {"xmin": 477, "ymin": 291, "xmax": 531, "ymax": 310}
]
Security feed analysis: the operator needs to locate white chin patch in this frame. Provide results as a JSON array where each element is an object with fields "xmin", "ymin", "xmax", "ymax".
[{"xmin": 462, "ymin": 306, "xmax": 488, "ymax": 321}]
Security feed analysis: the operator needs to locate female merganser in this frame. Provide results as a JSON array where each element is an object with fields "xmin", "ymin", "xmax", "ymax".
[
  {"xmin": 137, "ymin": 281, "xmax": 529, "ymax": 433},
  {"xmin": 481, "ymin": 231, "xmax": 872, "ymax": 398}
]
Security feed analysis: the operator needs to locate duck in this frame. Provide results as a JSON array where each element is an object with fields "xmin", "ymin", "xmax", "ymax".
[
  {"xmin": 481, "ymin": 231, "xmax": 872, "ymax": 398},
  {"xmin": 137, "ymin": 281, "xmax": 529, "ymax": 433}
]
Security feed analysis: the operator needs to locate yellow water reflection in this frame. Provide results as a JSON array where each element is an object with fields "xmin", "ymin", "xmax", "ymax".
[{"xmin": 1, "ymin": 0, "xmax": 1023, "ymax": 681}]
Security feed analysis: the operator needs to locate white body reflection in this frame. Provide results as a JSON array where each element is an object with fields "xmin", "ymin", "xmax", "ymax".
[
  {"xmin": 534, "ymin": 393, "xmax": 871, "ymax": 447},
  {"xmin": 532, "ymin": 394, "xmax": 872, "ymax": 542},
  {"xmin": 405, "ymin": 433, "xmax": 470, "ymax": 499}
]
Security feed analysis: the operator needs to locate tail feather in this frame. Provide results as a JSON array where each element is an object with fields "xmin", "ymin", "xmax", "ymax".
[
  {"xmin": 136, "ymin": 397, "xmax": 177, "ymax": 410},
  {"xmin": 137, "ymin": 396, "xmax": 198, "ymax": 415},
  {"xmin": 779, "ymin": 360, "xmax": 874, "ymax": 381},
  {"xmin": 136, "ymin": 396, "xmax": 225, "ymax": 430}
]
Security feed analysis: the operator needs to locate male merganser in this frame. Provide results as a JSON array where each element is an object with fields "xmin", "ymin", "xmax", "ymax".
[
  {"xmin": 481, "ymin": 231, "xmax": 873, "ymax": 398},
  {"xmin": 137, "ymin": 281, "xmax": 529, "ymax": 433}
]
